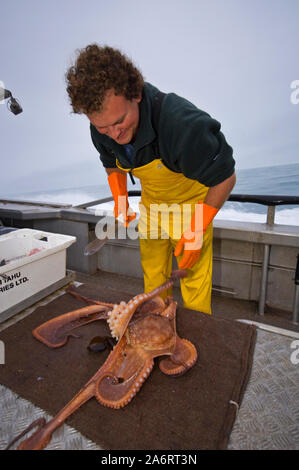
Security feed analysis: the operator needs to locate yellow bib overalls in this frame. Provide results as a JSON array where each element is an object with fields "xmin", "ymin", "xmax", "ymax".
[{"xmin": 117, "ymin": 158, "xmax": 213, "ymax": 314}]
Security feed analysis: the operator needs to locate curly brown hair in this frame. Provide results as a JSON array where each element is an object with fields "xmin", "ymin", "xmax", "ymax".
[{"xmin": 66, "ymin": 44, "xmax": 144, "ymax": 114}]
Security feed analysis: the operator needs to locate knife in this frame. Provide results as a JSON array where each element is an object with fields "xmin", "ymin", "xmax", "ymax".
[
  {"xmin": 84, "ymin": 216, "xmax": 117, "ymax": 256},
  {"xmin": 84, "ymin": 236, "xmax": 108, "ymax": 256},
  {"xmin": 84, "ymin": 212, "xmax": 137, "ymax": 256},
  {"xmin": 84, "ymin": 217, "xmax": 116, "ymax": 256}
]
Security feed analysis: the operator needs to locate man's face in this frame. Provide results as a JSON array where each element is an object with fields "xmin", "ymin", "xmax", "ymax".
[{"xmin": 88, "ymin": 89, "xmax": 141, "ymax": 145}]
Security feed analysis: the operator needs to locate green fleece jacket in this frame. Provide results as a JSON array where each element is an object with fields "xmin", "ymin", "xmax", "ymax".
[{"xmin": 90, "ymin": 82, "xmax": 235, "ymax": 187}]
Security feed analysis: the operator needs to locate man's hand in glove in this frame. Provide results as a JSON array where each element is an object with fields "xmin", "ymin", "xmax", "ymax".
[
  {"xmin": 108, "ymin": 171, "xmax": 136, "ymax": 227},
  {"xmin": 174, "ymin": 202, "xmax": 218, "ymax": 270}
]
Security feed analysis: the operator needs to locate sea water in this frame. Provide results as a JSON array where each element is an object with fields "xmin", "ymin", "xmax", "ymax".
[{"xmin": 5, "ymin": 163, "xmax": 299, "ymax": 226}]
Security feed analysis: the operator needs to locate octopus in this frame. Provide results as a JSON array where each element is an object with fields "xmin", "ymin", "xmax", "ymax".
[{"xmin": 11, "ymin": 270, "xmax": 197, "ymax": 450}]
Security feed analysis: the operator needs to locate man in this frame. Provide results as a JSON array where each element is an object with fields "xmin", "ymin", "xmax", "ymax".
[{"xmin": 66, "ymin": 44, "xmax": 236, "ymax": 314}]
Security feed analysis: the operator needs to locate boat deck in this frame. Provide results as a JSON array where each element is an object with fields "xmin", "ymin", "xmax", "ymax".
[{"xmin": 1, "ymin": 269, "xmax": 298, "ymax": 450}]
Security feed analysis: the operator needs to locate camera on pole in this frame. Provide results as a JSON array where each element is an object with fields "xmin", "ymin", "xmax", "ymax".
[{"xmin": 0, "ymin": 86, "xmax": 23, "ymax": 115}]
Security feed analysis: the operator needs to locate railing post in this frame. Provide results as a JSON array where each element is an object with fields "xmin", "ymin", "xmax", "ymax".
[
  {"xmin": 293, "ymin": 254, "xmax": 299, "ymax": 324},
  {"xmin": 258, "ymin": 206, "xmax": 275, "ymax": 315},
  {"xmin": 266, "ymin": 206, "xmax": 275, "ymax": 225},
  {"xmin": 259, "ymin": 244, "xmax": 270, "ymax": 315}
]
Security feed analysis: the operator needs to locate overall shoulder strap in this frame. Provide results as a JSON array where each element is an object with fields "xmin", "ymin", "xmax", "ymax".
[
  {"xmin": 151, "ymin": 90, "xmax": 166, "ymax": 156},
  {"xmin": 152, "ymin": 90, "xmax": 166, "ymax": 133}
]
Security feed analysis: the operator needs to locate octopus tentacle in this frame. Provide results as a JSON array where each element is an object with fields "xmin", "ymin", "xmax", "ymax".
[
  {"xmin": 66, "ymin": 287, "xmax": 115, "ymax": 308},
  {"xmin": 6, "ymin": 418, "xmax": 47, "ymax": 450},
  {"xmin": 159, "ymin": 338, "xmax": 198, "ymax": 376},
  {"xmin": 32, "ymin": 305, "xmax": 109, "ymax": 348},
  {"xmin": 95, "ymin": 349, "xmax": 154, "ymax": 409},
  {"xmin": 159, "ymin": 300, "xmax": 177, "ymax": 320}
]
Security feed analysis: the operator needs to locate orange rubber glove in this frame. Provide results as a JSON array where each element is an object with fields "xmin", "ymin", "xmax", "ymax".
[
  {"xmin": 174, "ymin": 202, "xmax": 218, "ymax": 269},
  {"xmin": 107, "ymin": 172, "xmax": 136, "ymax": 227}
]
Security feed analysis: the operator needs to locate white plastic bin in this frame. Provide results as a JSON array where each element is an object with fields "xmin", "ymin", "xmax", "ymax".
[{"xmin": 0, "ymin": 229, "xmax": 76, "ymax": 317}]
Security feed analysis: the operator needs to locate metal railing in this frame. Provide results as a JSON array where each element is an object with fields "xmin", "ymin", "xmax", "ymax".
[
  {"xmin": 227, "ymin": 194, "xmax": 299, "ymax": 225},
  {"xmin": 225, "ymin": 195, "xmax": 299, "ymax": 319},
  {"xmin": 0, "ymin": 198, "xmax": 72, "ymax": 209},
  {"xmin": 75, "ymin": 192, "xmax": 299, "ymax": 226}
]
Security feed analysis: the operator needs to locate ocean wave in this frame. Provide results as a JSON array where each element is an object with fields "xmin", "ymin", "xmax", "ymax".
[
  {"xmin": 216, "ymin": 207, "xmax": 299, "ymax": 225},
  {"xmin": 12, "ymin": 190, "xmax": 102, "ymax": 207}
]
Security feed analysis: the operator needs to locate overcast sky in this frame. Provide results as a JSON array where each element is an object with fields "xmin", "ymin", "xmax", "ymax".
[{"xmin": 1, "ymin": 0, "xmax": 299, "ymax": 195}]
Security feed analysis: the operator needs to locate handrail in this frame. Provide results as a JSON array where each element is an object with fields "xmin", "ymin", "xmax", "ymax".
[
  {"xmin": 2, "ymin": 193, "xmax": 298, "ymax": 223},
  {"xmin": 74, "ymin": 192, "xmax": 299, "ymax": 210},
  {"xmin": 75, "ymin": 196, "xmax": 114, "ymax": 209},
  {"xmin": 227, "ymin": 194, "xmax": 299, "ymax": 206},
  {"xmin": 0, "ymin": 198, "xmax": 72, "ymax": 209},
  {"xmin": 128, "ymin": 191, "xmax": 299, "ymax": 207}
]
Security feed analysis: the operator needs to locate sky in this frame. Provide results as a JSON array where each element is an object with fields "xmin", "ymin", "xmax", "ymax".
[{"xmin": 1, "ymin": 0, "xmax": 299, "ymax": 196}]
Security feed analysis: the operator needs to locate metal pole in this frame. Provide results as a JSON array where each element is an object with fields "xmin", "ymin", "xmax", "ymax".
[
  {"xmin": 293, "ymin": 288, "xmax": 299, "ymax": 324},
  {"xmin": 292, "ymin": 254, "xmax": 299, "ymax": 324},
  {"xmin": 266, "ymin": 206, "xmax": 275, "ymax": 225},
  {"xmin": 258, "ymin": 206, "xmax": 275, "ymax": 316},
  {"xmin": 74, "ymin": 196, "xmax": 114, "ymax": 209},
  {"xmin": 259, "ymin": 244, "xmax": 270, "ymax": 315}
]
